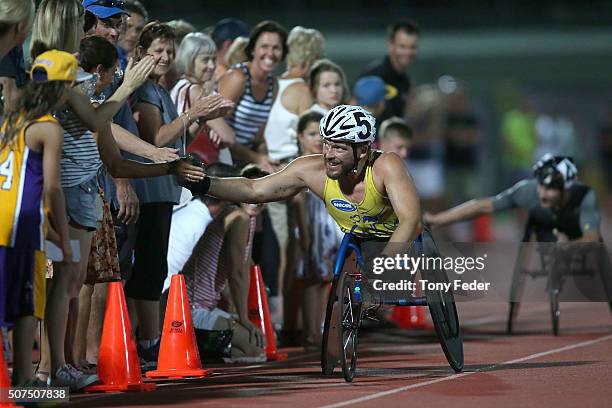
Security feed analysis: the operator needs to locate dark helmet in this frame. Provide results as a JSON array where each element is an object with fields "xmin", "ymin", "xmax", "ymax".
[{"xmin": 533, "ymin": 154, "xmax": 577, "ymax": 189}]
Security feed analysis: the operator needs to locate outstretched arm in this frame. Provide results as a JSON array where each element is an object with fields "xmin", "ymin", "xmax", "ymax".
[
  {"xmin": 426, "ymin": 179, "xmax": 534, "ymax": 227},
  {"xmin": 94, "ymin": 122, "xmax": 204, "ymax": 181},
  {"xmin": 185, "ymin": 156, "xmax": 311, "ymax": 204},
  {"xmin": 110, "ymin": 123, "xmax": 179, "ymax": 163},
  {"xmin": 424, "ymin": 198, "xmax": 494, "ymax": 228},
  {"xmin": 68, "ymin": 56, "xmax": 156, "ymax": 131}
]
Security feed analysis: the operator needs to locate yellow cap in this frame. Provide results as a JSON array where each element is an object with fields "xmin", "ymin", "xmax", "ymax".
[{"xmin": 30, "ymin": 50, "xmax": 78, "ymax": 82}]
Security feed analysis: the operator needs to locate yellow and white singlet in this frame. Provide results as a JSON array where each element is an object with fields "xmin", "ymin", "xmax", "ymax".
[{"xmin": 324, "ymin": 151, "xmax": 398, "ymax": 239}]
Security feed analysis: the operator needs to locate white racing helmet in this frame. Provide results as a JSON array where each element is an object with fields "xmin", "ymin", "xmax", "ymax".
[
  {"xmin": 533, "ymin": 153, "xmax": 577, "ymax": 190},
  {"xmin": 319, "ymin": 105, "xmax": 377, "ymax": 144}
]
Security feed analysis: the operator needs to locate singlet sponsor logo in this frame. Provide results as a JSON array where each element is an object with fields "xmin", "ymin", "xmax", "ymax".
[{"xmin": 331, "ymin": 199, "xmax": 356, "ymax": 212}]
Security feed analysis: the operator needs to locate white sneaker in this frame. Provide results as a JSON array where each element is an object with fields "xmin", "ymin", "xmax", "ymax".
[{"xmin": 51, "ymin": 364, "xmax": 99, "ymax": 391}]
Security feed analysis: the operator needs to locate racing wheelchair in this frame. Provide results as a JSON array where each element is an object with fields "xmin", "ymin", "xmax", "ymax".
[
  {"xmin": 507, "ymin": 221, "xmax": 612, "ymax": 336},
  {"xmin": 320, "ymin": 227, "xmax": 463, "ymax": 382}
]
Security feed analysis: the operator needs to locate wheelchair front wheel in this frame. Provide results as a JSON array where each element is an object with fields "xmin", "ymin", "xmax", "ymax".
[
  {"xmin": 422, "ymin": 230, "xmax": 464, "ymax": 372},
  {"xmin": 338, "ymin": 271, "xmax": 360, "ymax": 382},
  {"xmin": 321, "ymin": 274, "xmax": 341, "ymax": 375}
]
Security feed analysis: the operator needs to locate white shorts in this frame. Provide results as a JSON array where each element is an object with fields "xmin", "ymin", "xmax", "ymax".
[{"xmin": 192, "ymin": 307, "xmax": 232, "ymax": 330}]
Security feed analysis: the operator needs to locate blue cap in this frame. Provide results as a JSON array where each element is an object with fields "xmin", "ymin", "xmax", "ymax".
[
  {"xmin": 82, "ymin": 0, "xmax": 129, "ymax": 19},
  {"xmin": 212, "ymin": 18, "xmax": 249, "ymax": 46},
  {"xmin": 354, "ymin": 76, "xmax": 386, "ymax": 106}
]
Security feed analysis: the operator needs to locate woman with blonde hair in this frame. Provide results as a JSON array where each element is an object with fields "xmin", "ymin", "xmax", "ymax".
[
  {"xmin": 30, "ymin": 0, "xmax": 151, "ymax": 130},
  {"xmin": 0, "ymin": 0, "xmax": 34, "ymax": 59},
  {"xmin": 29, "ymin": 0, "xmax": 84, "ymax": 57},
  {"xmin": 264, "ymin": 26, "xmax": 324, "ymax": 163},
  {"xmin": 225, "ymin": 36, "xmax": 249, "ymax": 67}
]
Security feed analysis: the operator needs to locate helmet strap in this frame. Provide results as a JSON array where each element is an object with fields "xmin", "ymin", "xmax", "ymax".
[{"xmin": 351, "ymin": 144, "xmax": 369, "ymax": 174}]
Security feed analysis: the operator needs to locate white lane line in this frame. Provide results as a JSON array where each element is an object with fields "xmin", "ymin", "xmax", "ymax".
[{"xmin": 318, "ymin": 333, "xmax": 612, "ymax": 408}]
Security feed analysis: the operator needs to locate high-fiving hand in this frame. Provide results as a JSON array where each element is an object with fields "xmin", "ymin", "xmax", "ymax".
[{"xmin": 123, "ymin": 55, "xmax": 156, "ymax": 91}]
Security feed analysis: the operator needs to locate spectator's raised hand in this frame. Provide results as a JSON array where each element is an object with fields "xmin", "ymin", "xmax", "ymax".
[
  {"xmin": 172, "ymin": 156, "xmax": 206, "ymax": 184},
  {"xmin": 188, "ymin": 94, "xmax": 235, "ymax": 122},
  {"xmin": 216, "ymin": 97, "xmax": 235, "ymax": 118},
  {"xmin": 208, "ymin": 129, "xmax": 221, "ymax": 147},
  {"xmin": 123, "ymin": 55, "xmax": 156, "ymax": 91}
]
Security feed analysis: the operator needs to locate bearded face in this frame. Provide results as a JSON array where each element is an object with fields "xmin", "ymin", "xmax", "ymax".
[{"xmin": 322, "ymin": 140, "xmax": 368, "ymax": 179}]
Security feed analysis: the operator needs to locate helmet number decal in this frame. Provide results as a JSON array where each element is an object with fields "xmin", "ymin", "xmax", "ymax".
[{"xmin": 353, "ymin": 111, "xmax": 372, "ymax": 140}]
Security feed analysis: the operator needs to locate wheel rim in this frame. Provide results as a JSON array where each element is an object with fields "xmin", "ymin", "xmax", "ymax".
[
  {"xmin": 341, "ymin": 285, "xmax": 356, "ymax": 365},
  {"xmin": 338, "ymin": 272, "xmax": 359, "ymax": 381}
]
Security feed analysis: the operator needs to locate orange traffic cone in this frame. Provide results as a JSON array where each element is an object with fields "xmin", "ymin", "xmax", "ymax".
[
  {"xmin": 391, "ymin": 306, "xmax": 429, "ymax": 329},
  {"xmin": 147, "ymin": 274, "xmax": 210, "ymax": 379},
  {"xmin": 86, "ymin": 281, "xmax": 155, "ymax": 392},
  {"xmin": 248, "ymin": 264, "xmax": 288, "ymax": 361},
  {"xmin": 0, "ymin": 333, "xmax": 16, "ymax": 406}
]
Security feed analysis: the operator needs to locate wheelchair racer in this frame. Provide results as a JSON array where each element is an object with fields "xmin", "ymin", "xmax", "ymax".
[
  {"xmin": 424, "ymin": 154, "xmax": 602, "ymax": 244},
  {"xmin": 182, "ymin": 105, "xmax": 422, "ymax": 252}
]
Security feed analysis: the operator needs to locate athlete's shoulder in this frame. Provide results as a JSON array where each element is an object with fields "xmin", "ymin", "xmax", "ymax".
[
  {"xmin": 573, "ymin": 182, "xmax": 597, "ymax": 203},
  {"xmin": 573, "ymin": 181, "xmax": 592, "ymax": 192},
  {"xmin": 512, "ymin": 178, "xmax": 538, "ymax": 191},
  {"xmin": 289, "ymin": 154, "xmax": 325, "ymax": 171},
  {"xmin": 372, "ymin": 150, "xmax": 405, "ymax": 171}
]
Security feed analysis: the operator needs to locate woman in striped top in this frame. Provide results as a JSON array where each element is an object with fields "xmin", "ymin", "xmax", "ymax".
[{"xmin": 218, "ymin": 20, "xmax": 288, "ymax": 172}]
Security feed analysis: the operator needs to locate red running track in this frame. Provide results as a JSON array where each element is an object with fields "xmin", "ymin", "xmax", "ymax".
[{"xmin": 68, "ymin": 301, "xmax": 612, "ymax": 408}]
